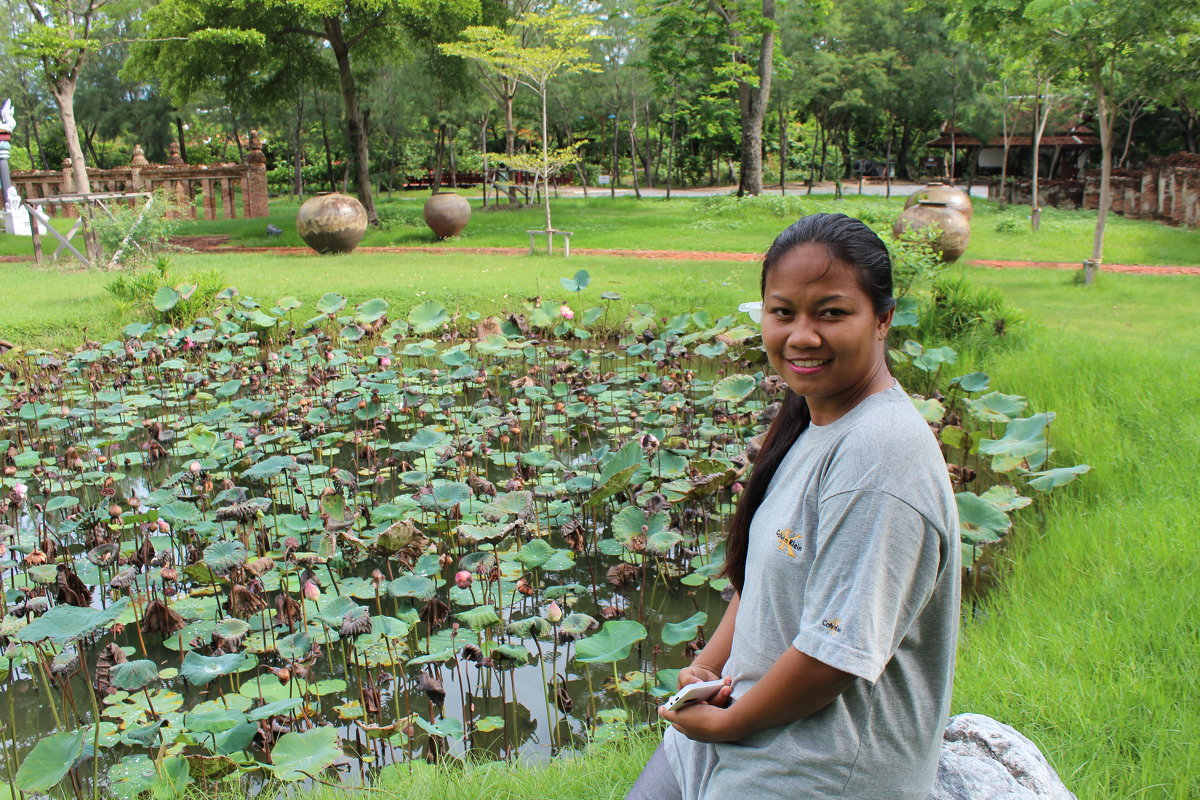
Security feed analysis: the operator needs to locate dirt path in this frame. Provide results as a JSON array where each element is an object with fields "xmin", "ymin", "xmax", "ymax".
[{"xmin": 6, "ymin": 236, "xmax": 1196, "ymax": 275}]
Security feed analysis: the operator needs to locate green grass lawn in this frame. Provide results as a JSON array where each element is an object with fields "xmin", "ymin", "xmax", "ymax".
[
  {"xmin": 6, "ymin": 193, "xmax": 1194, "ymax": 267},
  {"xmin": 0, "ymin": 249, "xmax": 1196, "ymax": 798}
]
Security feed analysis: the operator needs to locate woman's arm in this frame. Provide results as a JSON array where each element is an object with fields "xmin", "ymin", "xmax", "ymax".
[
  {"xmin": 660, "ymin": 644, "xmax": 853, "ymax": 743},
  {"xmin": 681, "ymin": 590, "xmax": 740, "ymax": 684}
]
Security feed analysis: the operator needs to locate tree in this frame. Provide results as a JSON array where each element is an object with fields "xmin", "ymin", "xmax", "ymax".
[
  {"xmin": 442, "ymin": 7, "xmax": 602, "ymax": 232},
  {"xmin": 134, "ymin": 0, "xmax": 480, "ymax": 225}
]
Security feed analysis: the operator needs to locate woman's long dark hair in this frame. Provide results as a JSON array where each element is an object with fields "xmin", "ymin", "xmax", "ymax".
[{"xmin": 722, "ymin": 213, "xmax": 897, "ymax": 594}]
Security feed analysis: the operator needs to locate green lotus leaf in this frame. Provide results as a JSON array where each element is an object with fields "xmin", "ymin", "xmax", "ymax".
[
  {"xmin": 248, "ymin": 697, "xmax": 304, "ymax": 721},
  {"xmin": 45, "ymin": 495, "xmax": 78, "ymax": 513},
  {"xmin": 1024, "ymin": 464, "xmax": 1091, "ymax": 492},
  {"xmin": 388, "ymin": 574, "xmax": 436, "ymax": 602},
  {"xmin": 955, "ymin": 491, "xmax": 1011, "ymax": 545},
  {"xmin": 241, "ymin": 454, "xmax": 298, "ymax": 480},
  {"xmin": 574, "ymin": 620, "xmax": 648, "ymax": 664},
  {"xmin": 979, "ymin": 412, "xmax": 1056, "ymax": 470},
  {"xmin": 355, "ymin": 297, "xmax": 389, "ymax": 324},
  {"xmin": 560, "ymin": 269, "xmax": 590, "ymax": 292},
  {"xmin": 586, "ymin": 441, "xmax": 644, "ymax": 507},
  {"xmin": 510, "ymin": 539, "xmax": 555, "ymax": 569},
  {"xmin": 270, "ymin": 727, "xmax": 343, "ymax": 781},
  {"xmin": 108, "ymin": 755, "xmax": 158, "ymax": 800},
  {"xmin": 316, "ymin": 292, "xmax": 347, "ymax": 314},
  {"xmin": 559, "ymin": 612, "xmax": 598, "ymax": 636},
  {"xmin": 912, "ymin": 397, "xmax": 946, "ymax": 423},
  {"xmin": 950, "ymin": 372, "xmax": 990, "ymax": 393},
  {"xmin": 455, "ymin": 605, "xmax": 502, "ymax": 631},
  {"xmin": 15, "ymin": 729, "xmax": 85, "ymax": 792},
  {"xmin": 491, "ymin": 643, "xmax": 532, "ymax": 667},
  {"xmin": 182, "ymin": 651, "xmax": 247, "ymax": 686},
  {"xmin": 17, "ymin": 598, "xmax": 128, "ymax": 644},
  {"xmin": 204, "ymin": 721, "xmax": 259, "ymax": 756},
  {"xmin": 408, "ymin": 299, "xmax": 449, "ymax": 333},
  {"xmin": 612, "ymin": 506, "xmax": 668, "ymax": 544},
  {"xmin": 202, "ymin": 541, "xmax": 246, "ymax": 574},
  {"xmin": 712, "ymin": 374, "xmax": 756, "ymax": 403},
  {"xmin": 153, "ymin": 286, "xmax": 181, "ymax": 312},
  {"xmin": 474, "ymin": 715, "xmax": 505, "ymax": 732},
  {"xmin": 109, "ymin": 659, "xmax": 160, "ymax": 692},
  {"xmin": 507, "ymin": 616, "xmax": 551, "ymax": 638},
  {"xmin": 965, "ymin": 391, "xmax": 1028, "ymax": 423},
  {"xmin": 276, "ymin": 632, "xmax": 313, "ymax": 661},
  {"xmin": 183, "ymin": 708, "xmax": 247, "ymax": 733},
  {"xmin": 661, "ymin": 612, "xmax": 708, "ymax": 647},
  {"xmin": 396, "ymin": 426, "xmax": 449, "ymax": 452}
]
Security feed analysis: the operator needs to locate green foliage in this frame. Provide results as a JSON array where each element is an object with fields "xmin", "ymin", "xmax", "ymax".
[
  {"xmin": 86, "ymin": 190, "xmax": 189, "ymax": 267},
  {"xmin": 105, "ymin": 258, "xmax": 225, "ymax": 325},
  {"xmin": 914, "ymin": 272, "xmax": 1024, "ymax": 348}
]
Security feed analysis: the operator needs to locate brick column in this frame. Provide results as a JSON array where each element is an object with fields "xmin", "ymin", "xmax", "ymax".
[{"xmin": 244, "ymin": 129, "xmax": 269, "ymax": 218}]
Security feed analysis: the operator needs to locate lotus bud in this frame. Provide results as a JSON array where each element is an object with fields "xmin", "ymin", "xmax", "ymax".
[
  {"xmin": 455, "ymin": 570, "xmax": 473, "ymax": 589},
  {"xmin": 3, "ymin": 643, "xmax": 17, "ymax": 660},
  {"xmin": 731, "ymin": 481, "xmax": 745, "ymax": 495},
  {"xmin": 12, "ymin": 482, "xmax": 27, "ymax": 499},
  {"xmin": 108, "ymin": 504, "xmax": 123, "ymax": 519},
  {"xmin": 439, "ymin": 553, "xmax": 454, "ymax": 567},
  {"xmin": 234, "ymin": 439, "xmax": 245, "ymax": 451},
  {"xmin": 544, "ymin": 600, "xmax": 563, "ymax": 624},
  {"xmin": 157, "ymin": 519, "xmax": 170, "ymax": 533},
  {"xmin": 370, "ymin": 569, "xmax": 385, "ymax": 585},
  {"xmin": 302, "ymin": 580, "xmax": 321, "ymax": 601},
  {"xmin": 559, "ymin": 304, "xmax": 574, "ymax": 320},
  {"xmin": 189, "ymin": 461, "xmax": 202, "ymax": 474},
  {"xmin": 3, "ymin": 466, "xmax": 16, "ymax": 477}
]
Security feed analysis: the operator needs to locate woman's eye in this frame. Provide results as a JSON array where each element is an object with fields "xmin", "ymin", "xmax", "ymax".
[{"xmin": 820, "ymin": 308, "xmax": 847, "ymax": 318}]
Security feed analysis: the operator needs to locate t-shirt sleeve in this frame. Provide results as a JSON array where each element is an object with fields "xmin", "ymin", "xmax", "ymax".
[{"xmin": 793, "ymin": 488, "xmax": 943, "ymax": 683}]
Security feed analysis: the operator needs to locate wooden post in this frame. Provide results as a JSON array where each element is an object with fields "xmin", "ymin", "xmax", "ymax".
[{"xmin": 203, "ymin": 178, "xmax": 217, "ymax": 220}]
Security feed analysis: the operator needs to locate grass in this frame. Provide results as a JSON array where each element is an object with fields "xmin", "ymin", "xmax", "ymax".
[
  {"xmin": 0, "ymin": 247, "xmax": 1196, "ymax": 797},
  {"xmin": 6, "ymin": 193, "xmax": 1195, "ymax": 267}
]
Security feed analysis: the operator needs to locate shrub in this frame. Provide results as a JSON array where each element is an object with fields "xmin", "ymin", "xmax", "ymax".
[
  {"xmin": 86, "ymin": 188, "xmax": 188, "ymax": 267},
  {"xmin": 105, "ymin": 257, "xmax": 225, "ymax": 324},
  {"xmin": 915, "ymin": 272, "xmax": 1024, "ymax": 348}
]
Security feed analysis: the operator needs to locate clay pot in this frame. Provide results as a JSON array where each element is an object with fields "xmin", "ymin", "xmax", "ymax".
[
  {"xmin": 424, "ymin": 192, "xmax": 472, "ymax": 239},
  {"xmin": 297, "ymin": 193, "xmax": 368, "ymax": 254},
  {"xmin": 904, "ymin": 181, "xmax": 973, "ymax": 221},
  {"xmin": 893, "ymin": 201, "xmax": 971, "ymax": 262}
]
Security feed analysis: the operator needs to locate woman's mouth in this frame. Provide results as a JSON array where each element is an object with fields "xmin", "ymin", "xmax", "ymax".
[{"xmin": 787, "ymin": 358, "xmax": 831, "ymax": 375}]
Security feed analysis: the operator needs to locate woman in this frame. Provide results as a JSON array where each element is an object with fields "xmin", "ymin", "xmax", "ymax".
[{"xmin": 627, "ymin": 213, "xmax": 960, "ymax": 799}]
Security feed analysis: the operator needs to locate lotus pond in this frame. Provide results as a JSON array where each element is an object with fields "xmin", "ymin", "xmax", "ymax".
[{"xmin": 0, "ymin": 274, "xmax": 1087, "ymax": 798}]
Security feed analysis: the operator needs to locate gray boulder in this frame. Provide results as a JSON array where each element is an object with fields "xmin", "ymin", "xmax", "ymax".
[{"xmin": 927, "ymin": 714, "xmax": 1077, "ymax": 800}]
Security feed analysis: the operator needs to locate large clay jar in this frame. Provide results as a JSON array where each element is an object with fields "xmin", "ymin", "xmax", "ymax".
[
  {"xmin": 424, "ymin": 192, "xmax": 471, "ymax": 239},
  {"xmin": 905, "ymin": 181, "xmax": 973, "ymax": 221},
  {"xmin": 297, "ymin": 193, "xmax": 368, "ymax": 254},
  {"xmin": 893, "ymin": 201, "xmax": 971, "ymax": 262}
]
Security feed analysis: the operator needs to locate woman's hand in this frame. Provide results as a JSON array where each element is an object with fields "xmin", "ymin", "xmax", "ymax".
[
  {"xmin": 677, "ymin": 663, "xmax": 723, "ymax": 690},
  {"xmin": 658, "ymin": 684, "xmax": 742, "ymax": 743}
]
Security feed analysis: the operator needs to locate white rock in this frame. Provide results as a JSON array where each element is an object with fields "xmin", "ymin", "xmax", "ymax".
[{"xmin": 927, "ymin": 714, "xmax": 1077, "ymax": 800}]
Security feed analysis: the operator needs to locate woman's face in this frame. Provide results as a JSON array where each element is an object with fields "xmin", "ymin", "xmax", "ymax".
[{"xmin": 761, "ymin": 243, "xmax": 894, "ymax": 425}]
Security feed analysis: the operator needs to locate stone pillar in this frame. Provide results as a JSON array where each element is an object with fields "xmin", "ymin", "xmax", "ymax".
[
  {"xmin": 244, "ymin": 129, "xmax": 269, "ymax": 218},
  {"xmin": 130, "ymin": 144, "xmax": 149, "ymax": 191}
]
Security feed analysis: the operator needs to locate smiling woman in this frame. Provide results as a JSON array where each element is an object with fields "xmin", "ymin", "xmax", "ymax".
[{"xmin": 630, "ymin": 214, "xmax": 961, "ymax": 800}]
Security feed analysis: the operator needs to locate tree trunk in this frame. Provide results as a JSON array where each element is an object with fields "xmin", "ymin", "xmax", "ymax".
[
  {"xmin": 540, "ymin": 87, "xmax": 552, "ymax": 232},
  {"xmin": 175, "ymin": 116, "xmax": 189, "ymax": 164},
  {"xmin": 1030, "ymin": 78, "xmax": 1052, "ymax": 231},
  {"xmin": 49, "ymin": 77, "xmax": 101, "ymax": 263},
  {"xmin": 293, "ymin": 92, "xmax": 304, "ymax": 198},
  {"xmin": 896, "ymin": 120, "xmax": 913, "ymax": 180},
  {"xmin": 736, "ymin": 0, "xmax": 775, "ymax": 197},
  {"xmin": 666, "ymin": 96, "xmax": 677, "ymax": 200},
  {"xmin": 629, "ymin": 100, "xmax": 641, "ymax": 200},
  {"xmin": 325, "ymin": 16, "xmax": 377, "ymax": 224},
  {"xmin": 778, "ymin": 101, "xmax": 787, "ymax": 195},
  {"xmin": 1092, "ymin": 71, "xmax": 1114, "ymax": 263}
]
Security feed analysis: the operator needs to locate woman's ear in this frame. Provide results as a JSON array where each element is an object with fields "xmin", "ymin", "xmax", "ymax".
[{"xmin": 877, "ymin": 307, "xmax": 895, "ymax": 340}]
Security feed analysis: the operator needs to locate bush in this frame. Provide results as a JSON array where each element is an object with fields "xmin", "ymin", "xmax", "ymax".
[
  {"xmin": 915, "ymin": 272, "xmax": 1023, "ymax": 348},
  {"xmin": 86, "ymin": 189, "xmax": 187, "ymax": 267},
  {"xmin": 105, "ymin": 257, "xmax": 225, "ymax": 324}
]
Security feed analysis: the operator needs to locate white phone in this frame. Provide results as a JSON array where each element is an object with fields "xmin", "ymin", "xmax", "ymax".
[{"xmin": 660, "ymin": 678, "xmax": 727, "ymax": 712}]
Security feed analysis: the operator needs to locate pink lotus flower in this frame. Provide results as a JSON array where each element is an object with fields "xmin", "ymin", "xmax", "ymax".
[
  {"xmin": 302, "ymin": 580, "xmax": 321, "ymax": 601},
  {"xmin": 189, "ymin": 461, "xmax": 202, "ymax": 474},
  {"xmin": 157, "ymin": 519, "xmax": 170, "ymax": 533},
  {"xmin": 379, "ymin": 356, "xmax": 392, "ymax": 368},
  {"xmin": 544, "ymin": 600, "xmax": 563, "ymax": 624},
  {"xmin": 559, "ymin": 304, "xmax": 574, "ymax": 320},
  {"xmin": 455, "ymin": 570, "xmax": 473, "ymax": 589},
  {"xmin": 12, "ymin": 482, "xmax": 28, "ymax": 499}
]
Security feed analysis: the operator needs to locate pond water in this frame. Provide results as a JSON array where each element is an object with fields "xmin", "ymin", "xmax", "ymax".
[{"xmin": 0, "ymin": 302, "xmax": 765, "ymax": 793}]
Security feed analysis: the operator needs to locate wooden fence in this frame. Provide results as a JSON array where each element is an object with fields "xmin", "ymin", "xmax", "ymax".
[{"xmin": 10, "ymin": 132, "xmax": 269, "ymax": 221}]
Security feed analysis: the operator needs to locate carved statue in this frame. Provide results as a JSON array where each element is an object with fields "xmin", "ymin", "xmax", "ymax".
[{"xmin": 0, "ymin": 99, "xmax": 15, "ymax": 133}]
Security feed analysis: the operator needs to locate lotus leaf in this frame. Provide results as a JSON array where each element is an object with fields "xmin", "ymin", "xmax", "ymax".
[
  {"xmin": 661, "ymin": 612, "xmax": 708, "ymax": 646},
  {"xmin": 241, "ymin": 454, "xmax": 298, "ymax": 480},
  {"xmin": 182, "ymin": 651, "xmax": 247, "ymax": 686},
  {"xmin": 955, "ymin": 491, "xmax": 1012, "ymax": 545},
  {"xmin": 17, "ymin": 598, "xmax": 128, "ymax": 644},
  {"xmin": 107, "ymin": 754, "xmax": 159, "ymax": 800},
  {"xmin": 15, "ymin": 728, "xmax": 85, "ymax": 792},
  {"xmin": 560, "ymin": 269, "xmax": 590, "ymax": 292},
  {"xmin": 109, "ymin": 659, "xmax": 160, "ymax": 691},
  {"xmin": 912, "ymin": 397, "xmax": 946, "ymax": 423},
  {"xmin": 204, "ymin": 721, "xmax": 259, "ymax": 755},
  {"xmin": 1024, "ymin": 464, "xmax": 1091, "ymax": 492},
  {"xmin": 183, "ymin": 708, "xmax": 248, "ymax": 733},
  {"xmin": 951, "ymin": 372, "xmax": 990, "ymax": 392},
  {"xmin": 456, "ymin": 605, "xmax": 502, "ymax": 631},
  {"xmin": 248, "ymin": 697, "xmax": 304, "ymax": 720},
  {"xmin": 202, "ymin": 541, "xmax": 247, "ymax": 574},
  {"xmin": 474, "ymin": 715, "xmax": 505, "ymax": 732},
  {"xmin": 575, "ymin": 620, "xmax": 648, "ymax": 663},
  {"xmin": 712, "ymin": 374, "xmax": 757, "ymax": 403},
  {"xmin": 979, "ymin": 485, "xmax": 1033, "ymax": 512},
  {"xmin": 317, "ymin": 292, "xmax": 347, "ymax": 314},
  {"xmin": 414, "ymin": 716, "xmax": 464, "ymax": 739},
  {"xmin": 270, "ymin": 727, "xmax": 343, "ymax": 781},
  {"xmin": 238, "ymin": 674, "xmax": 294, "ymax": 704},
  {"xmin": 560, "ymin": 613, "xmax": 598, "ymax": 636},
  {"xmin": 408, "ymin": 300, "xmax": 449, "ymax": 333},
  {"xmin": 389, "ymin": 574, "xmax": 436, "ymax": 601},
  {"xmin": 965, "ymin": 391, "xmax": 1028, "ymax": 423}
]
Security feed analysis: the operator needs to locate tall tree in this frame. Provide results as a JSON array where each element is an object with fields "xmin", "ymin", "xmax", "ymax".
[{"xmin": 134, "ymin": 0, "xmax": 479, "ymax": 225}]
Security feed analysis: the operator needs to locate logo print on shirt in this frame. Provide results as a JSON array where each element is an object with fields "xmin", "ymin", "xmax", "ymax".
[
  {"xmin": 775, "ymin": 528, "xmax": 802, "ymax": 558},
  {"xmin": 821, "ymin": 619, "xmax": 843, "ymax": 634}
]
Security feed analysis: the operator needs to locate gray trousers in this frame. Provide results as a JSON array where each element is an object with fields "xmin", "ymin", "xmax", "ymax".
[{"xmin": 625, "ymin": 742, "xmax": 683, "ymax": 800}]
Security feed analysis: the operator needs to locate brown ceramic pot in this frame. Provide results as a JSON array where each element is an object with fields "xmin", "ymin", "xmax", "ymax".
[
  {"xmin": 904, "ymin": 181, "xmax": 974, "ymax": 221},
  {"xmin": 297, "ymin": 193, "xmax": 368, "ymax": 254},
  {"xmin": 424, "ymin": 192, "xmax": 472, "ymax": 239},
  {"xmin": 893, "ymin": 201, "xmax": 971, "ymax": 262}
]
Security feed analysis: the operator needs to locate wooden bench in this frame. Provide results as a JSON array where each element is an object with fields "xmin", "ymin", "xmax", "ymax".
[{"xmin": 526, "ymin": 228, "xmax": 574, "ymax": 256}]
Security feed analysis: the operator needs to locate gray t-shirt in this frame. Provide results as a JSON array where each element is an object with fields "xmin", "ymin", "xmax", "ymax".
[{"xmin": 664, "ymin": 382, "xmax": 960, "ymax": 799}]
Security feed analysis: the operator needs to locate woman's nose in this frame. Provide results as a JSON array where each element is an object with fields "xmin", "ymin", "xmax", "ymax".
[{"xmin": 787, "ymin": 317, "xmax": 821, "ymax": 349}]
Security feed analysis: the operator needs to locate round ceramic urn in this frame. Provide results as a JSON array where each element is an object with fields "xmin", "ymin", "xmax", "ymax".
[
  {"xmin": 424, "ymin": 192, "xmax": 471, "ymax": 239},
  {"xmin": 297, "ymin": 193, "xmax": 368, "ymax": 254},
  {"xmin": 893, "ymin": 200, "xmax": 971, "ymax": 262},
  {"xmin": 904, "ymin": 181, "xmax": 973, "ymax": 221}
]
